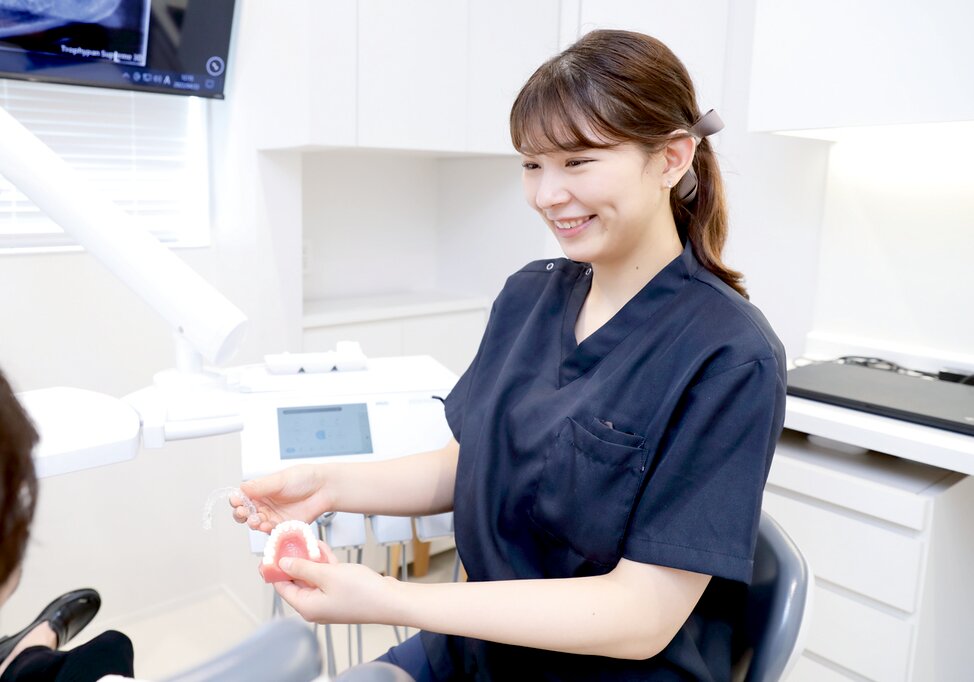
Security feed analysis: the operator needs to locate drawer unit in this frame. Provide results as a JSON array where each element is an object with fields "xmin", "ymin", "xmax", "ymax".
[
  {"xmin": 805, "ymin": 584, "xmax": 913, "ymax": 682},
  {"xmin": 770, "ymin": 429, "xmax": 974, "ymax": 681},
  {"xmin": 762, "ymin": 492, "xmax": 924, "ymax": 612}
]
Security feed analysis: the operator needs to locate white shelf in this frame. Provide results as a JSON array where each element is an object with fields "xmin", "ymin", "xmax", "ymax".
[
  {"xmin": 303, "ymin": 291, "xmax": 490, "ymax": 329},
  {"xmin": 785, "ymin": 396, "xmax": 974, "ymax": 475}
]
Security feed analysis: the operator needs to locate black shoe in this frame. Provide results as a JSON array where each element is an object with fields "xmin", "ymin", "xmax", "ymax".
[{"xmin": 0, "ymin": 588, "xmax": 101, "ymax": 663}]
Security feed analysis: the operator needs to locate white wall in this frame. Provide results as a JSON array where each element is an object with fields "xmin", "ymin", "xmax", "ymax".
[
  {"xmin": 808, "ymin": 124, "xmax": 974, "ymax": 366},
  {"xmin": 302, "ymin": 151, "xmax": 440, "ymax": 302}
]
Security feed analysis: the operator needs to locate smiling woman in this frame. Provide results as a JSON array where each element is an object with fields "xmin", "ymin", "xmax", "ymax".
[
  {"xmin": 511, "ymin": 29, "xmax": 745, "ymax": 299},
  {"xmin": 232, "ymin": 29, "xmax": 787, "ymax": 682}
]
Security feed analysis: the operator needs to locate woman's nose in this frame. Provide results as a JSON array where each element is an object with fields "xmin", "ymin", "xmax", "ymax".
[{"xmin": 534, "ymin": 173, "xmax": 571, "ymax": 209}]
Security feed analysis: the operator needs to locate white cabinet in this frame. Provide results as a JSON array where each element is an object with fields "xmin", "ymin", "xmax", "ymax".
[
  {"xmin": 255, "ymin": 0, "xmax": 561, "ymax": 154},
  {"xmin": 357, "ymin": 0, "xmax": 468, "ymax": 151},
  {"xmin": 467, "ymin": 0, "xmax": 562, "ymax": 154},
  {"xmin": 571, "ymin": 0, "xmax": 730, "ymax": 112},
  {"xmin": 767, "ymin": 430, "xmax": 974, "ymax": 681},
  {"xmin": 748, "ymin": 0, "xmax": 974, "ymax": 132}
]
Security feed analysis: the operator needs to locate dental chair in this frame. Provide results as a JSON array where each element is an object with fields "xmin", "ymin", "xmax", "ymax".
[
  {"xmin": 162, "ymin": 617, "xmax": 322, "ymax": 682},
  {"xmin": 732, "ymin": 511, "xmax": 814, "ymax": 682}
]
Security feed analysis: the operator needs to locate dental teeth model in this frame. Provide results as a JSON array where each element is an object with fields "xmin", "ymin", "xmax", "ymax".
[{"xmin": 260, "ymin": 519, "xmax": 328, "ymax": 583}]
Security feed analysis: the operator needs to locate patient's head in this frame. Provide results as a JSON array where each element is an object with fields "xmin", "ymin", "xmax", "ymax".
[{"xmin": 0, "ymin": 368, "xmax": 38, "ymax": 604}]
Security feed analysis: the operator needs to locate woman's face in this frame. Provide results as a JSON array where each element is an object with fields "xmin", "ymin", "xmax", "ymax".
[{"xmin": 520, "ymin": 141, "xmax": 670, "ymax": 267}]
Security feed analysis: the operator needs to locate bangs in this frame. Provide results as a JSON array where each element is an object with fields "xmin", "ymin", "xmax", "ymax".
[{"xmin": 510, "ymin": 64, "xmax": 624, "ymax": 155}]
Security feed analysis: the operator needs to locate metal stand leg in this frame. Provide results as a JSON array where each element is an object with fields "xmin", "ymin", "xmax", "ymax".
[
  {"xmin": 400, "ymin": 543, "xmax": 410, "ymax": 639},
  {"xmin": 356, "ymin": 546, "xmax": 364, "ymax": 664},
  {"xmin": 317, "ymin": 623, "xmax": 337, "ymax": 679}
]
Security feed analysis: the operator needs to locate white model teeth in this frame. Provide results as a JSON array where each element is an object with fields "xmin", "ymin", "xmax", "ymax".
[
  {"xmin": 554, "ymin": 217, "xmax": 591, "ymax": 230},
  {"xmin": 262, "ymin": 519, "xmax": 321, "ymax": 565}
]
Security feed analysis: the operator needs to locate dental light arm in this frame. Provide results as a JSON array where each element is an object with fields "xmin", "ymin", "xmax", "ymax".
[
  {"xmin": 0, "ymin": 104, "xmax": 247, "ymax": 366},
  {"xmin": 0, "ymin": 103, "xmax": 249, "ymax": 466}
]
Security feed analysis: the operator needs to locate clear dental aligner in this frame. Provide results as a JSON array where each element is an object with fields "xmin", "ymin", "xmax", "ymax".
[
  {"xmin": 202, "ymin": 486, "xmax": 257, "ymax": 530},
  {"xmin": 262, "ymin": 519, "xmax": 322, "ymax": 568}
]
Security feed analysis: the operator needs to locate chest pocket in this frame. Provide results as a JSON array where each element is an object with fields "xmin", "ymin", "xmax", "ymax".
[{"xmin": 529, "ymin": 417, "xmax": 650, "ymax": 567}]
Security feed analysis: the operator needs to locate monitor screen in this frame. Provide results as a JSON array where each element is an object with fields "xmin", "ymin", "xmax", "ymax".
[
  {"xmin": 277, "ymin": 404, "xmax": 375, "ymax": 460},
  {"xmin": 0, "ymin": 0, "xmax": 236, "ymax": 98}
]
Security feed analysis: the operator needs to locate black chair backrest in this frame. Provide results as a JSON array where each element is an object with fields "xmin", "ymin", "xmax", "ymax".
[{"xmin": 735, "ymin": 512, "xmax": 811, "ymax": 682}]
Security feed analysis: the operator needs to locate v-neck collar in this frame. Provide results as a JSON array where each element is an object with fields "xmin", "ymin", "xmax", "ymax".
[{"xmin": 558, "ymin": 242, "xmax": 699, "ymax": 386}]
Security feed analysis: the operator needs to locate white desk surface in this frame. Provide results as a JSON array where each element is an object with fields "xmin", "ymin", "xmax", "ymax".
[{"xmin": 785, "ymin": 396, "xmax": 974, "ymax": 475}]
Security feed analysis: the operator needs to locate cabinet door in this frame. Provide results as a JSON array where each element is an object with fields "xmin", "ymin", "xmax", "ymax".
[
  {"xmin": 749, "ymin": 0, "xmax": 974, "ymax": 131},
  {"xmin": 466, "ymin": 0, "xmax": 561, "ymax": 154},
  {"xmin": 575, "ymin": 0, "xmax": 729, "ymax": 112},
  {"xmin": 357, "ymin": 0, "xmax": 468, "ymax": 151}
]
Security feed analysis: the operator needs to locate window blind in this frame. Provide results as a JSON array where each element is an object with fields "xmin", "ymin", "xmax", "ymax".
[{"xmin": 0, "ymin": 78, "xmax": 210, "ymax": 251}]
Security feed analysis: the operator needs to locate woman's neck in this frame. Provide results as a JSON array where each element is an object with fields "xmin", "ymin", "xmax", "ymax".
[{"xmin": 575, "ymin": 225, "xmax": 683, "ymax": 344}]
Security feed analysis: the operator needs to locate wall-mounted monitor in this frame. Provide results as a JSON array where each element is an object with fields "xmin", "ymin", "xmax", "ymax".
[{"xmin": 0, "ymin": 0, "xmax": 236, "ymax": 98}]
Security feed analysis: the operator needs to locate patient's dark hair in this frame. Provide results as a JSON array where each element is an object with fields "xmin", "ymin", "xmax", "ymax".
[
  {"xmin": 0, "ymin": 368, "xmax": 38, "ymax": 587},
  {"xmin": 510, "ymin": 29, "xmax": 747, "ymax": 298}
]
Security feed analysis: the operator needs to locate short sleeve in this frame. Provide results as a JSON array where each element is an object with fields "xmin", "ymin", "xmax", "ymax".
[{"xmin": 623, "ymin": 356, "xmax": 786, "ymax": 582}]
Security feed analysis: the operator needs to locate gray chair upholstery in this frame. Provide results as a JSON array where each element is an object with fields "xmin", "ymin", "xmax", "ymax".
[
  {"xmin": 733, "ymin": 511, "xmax": 814, "ymax": 682},
  {"xmin": 163, "ymin": 617, "xmax": 322, "ymax": 682}
]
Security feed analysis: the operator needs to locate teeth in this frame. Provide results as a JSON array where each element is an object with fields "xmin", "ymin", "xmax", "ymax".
[
  {"xmin": 554, "ymin": 217, "xmax": 591, "ymax": 230},
  {"xmin": 262, "ymin": 519, "xmax": 321, "ymax": 564}
]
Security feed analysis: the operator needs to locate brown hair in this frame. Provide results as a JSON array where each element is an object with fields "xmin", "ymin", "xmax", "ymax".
[
  {"xmin": 0, "ymin": 369, "xmax": 39, "ymax": 587},
  {"xmin": 510, "ymin": 29, "xmax": 748, "ymax": 298}
]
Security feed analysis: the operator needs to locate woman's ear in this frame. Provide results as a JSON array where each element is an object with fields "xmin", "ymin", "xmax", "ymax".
[{"xmin": 662, "ymin": 135, "xmax": 696, "ymax": 186}]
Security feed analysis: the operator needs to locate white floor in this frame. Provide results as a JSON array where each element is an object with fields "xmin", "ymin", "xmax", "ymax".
[{"xmin": 67, "ymin": 550, "xmax": 458, "ymax": 680}]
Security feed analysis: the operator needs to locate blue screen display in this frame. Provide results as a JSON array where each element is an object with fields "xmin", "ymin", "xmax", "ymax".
[
  {"xmin": 277, "ymin": 403, "xmax": 373, "ymax": 460},
  {"xmin": 0, "ymin": 0, "xmax": 236, "ymax": 98}
]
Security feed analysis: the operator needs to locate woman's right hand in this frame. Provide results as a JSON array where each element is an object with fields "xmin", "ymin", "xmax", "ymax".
[{"xmin": 230, "ymin": 464, "xmax": 333, "ymax": 533}]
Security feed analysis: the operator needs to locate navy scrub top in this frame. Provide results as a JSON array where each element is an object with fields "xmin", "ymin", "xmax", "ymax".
[{"xmin": 422, "ymin": 241, "xmax": 787, "ymax": 681}]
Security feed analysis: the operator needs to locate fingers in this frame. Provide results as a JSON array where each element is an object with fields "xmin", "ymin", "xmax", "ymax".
[
  {"xmin": 240, "ymin": 471, "xmax": 287, "ymax": 501},
  {"xmin": 228, "ymin": 492, "xmax": 265, "ymax": 529},
  {"xmin": 278, "ymin": 556, "xmax": 323, "ymax": 586}
]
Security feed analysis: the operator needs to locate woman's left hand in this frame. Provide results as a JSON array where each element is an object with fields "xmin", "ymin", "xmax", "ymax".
[{"xmin": 273, "ymin": 542, "xmax": 402, "ymax": 625}]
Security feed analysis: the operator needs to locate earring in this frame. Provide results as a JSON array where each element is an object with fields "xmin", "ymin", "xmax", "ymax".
[{"xmin": 664, "ymin": 178, "xmax": 673, "ymax": 189}]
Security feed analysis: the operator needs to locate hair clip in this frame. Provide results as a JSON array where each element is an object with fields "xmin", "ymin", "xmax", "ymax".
[
  {"xmin": 674, "ymin": 109, "xmax": 724, "ymax": 202},
  {"xmin": 688, "ymin": 109, "xmax": 724, "ymax": 141}
]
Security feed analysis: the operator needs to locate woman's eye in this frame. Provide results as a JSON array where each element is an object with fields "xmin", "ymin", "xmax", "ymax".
[
  {"xmin": 566, "ymin": 159, "xmax": 592, "ymax": 167},
  {"xmin": 521, "ymin": 161, "xmax": 540, "ymax": 170}
]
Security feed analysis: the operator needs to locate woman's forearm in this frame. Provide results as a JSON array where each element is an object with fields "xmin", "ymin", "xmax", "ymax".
[
  {"xmin": 325, "ymin": 438, "xmax": 458, "ymax": 517},
  {"xmin": 386, "ymin": 559, "xmax": 709, "ymax": 660}
]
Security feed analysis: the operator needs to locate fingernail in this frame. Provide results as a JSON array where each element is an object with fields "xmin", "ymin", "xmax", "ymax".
[{"xmin": 280, "ymin": 558, "xmax": 293, "ymax": 571}]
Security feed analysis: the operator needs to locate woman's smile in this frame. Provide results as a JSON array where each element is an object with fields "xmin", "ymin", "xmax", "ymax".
[{"xmin": 551, "ymin": 215, "xmax": 596, "ymax": 237}]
